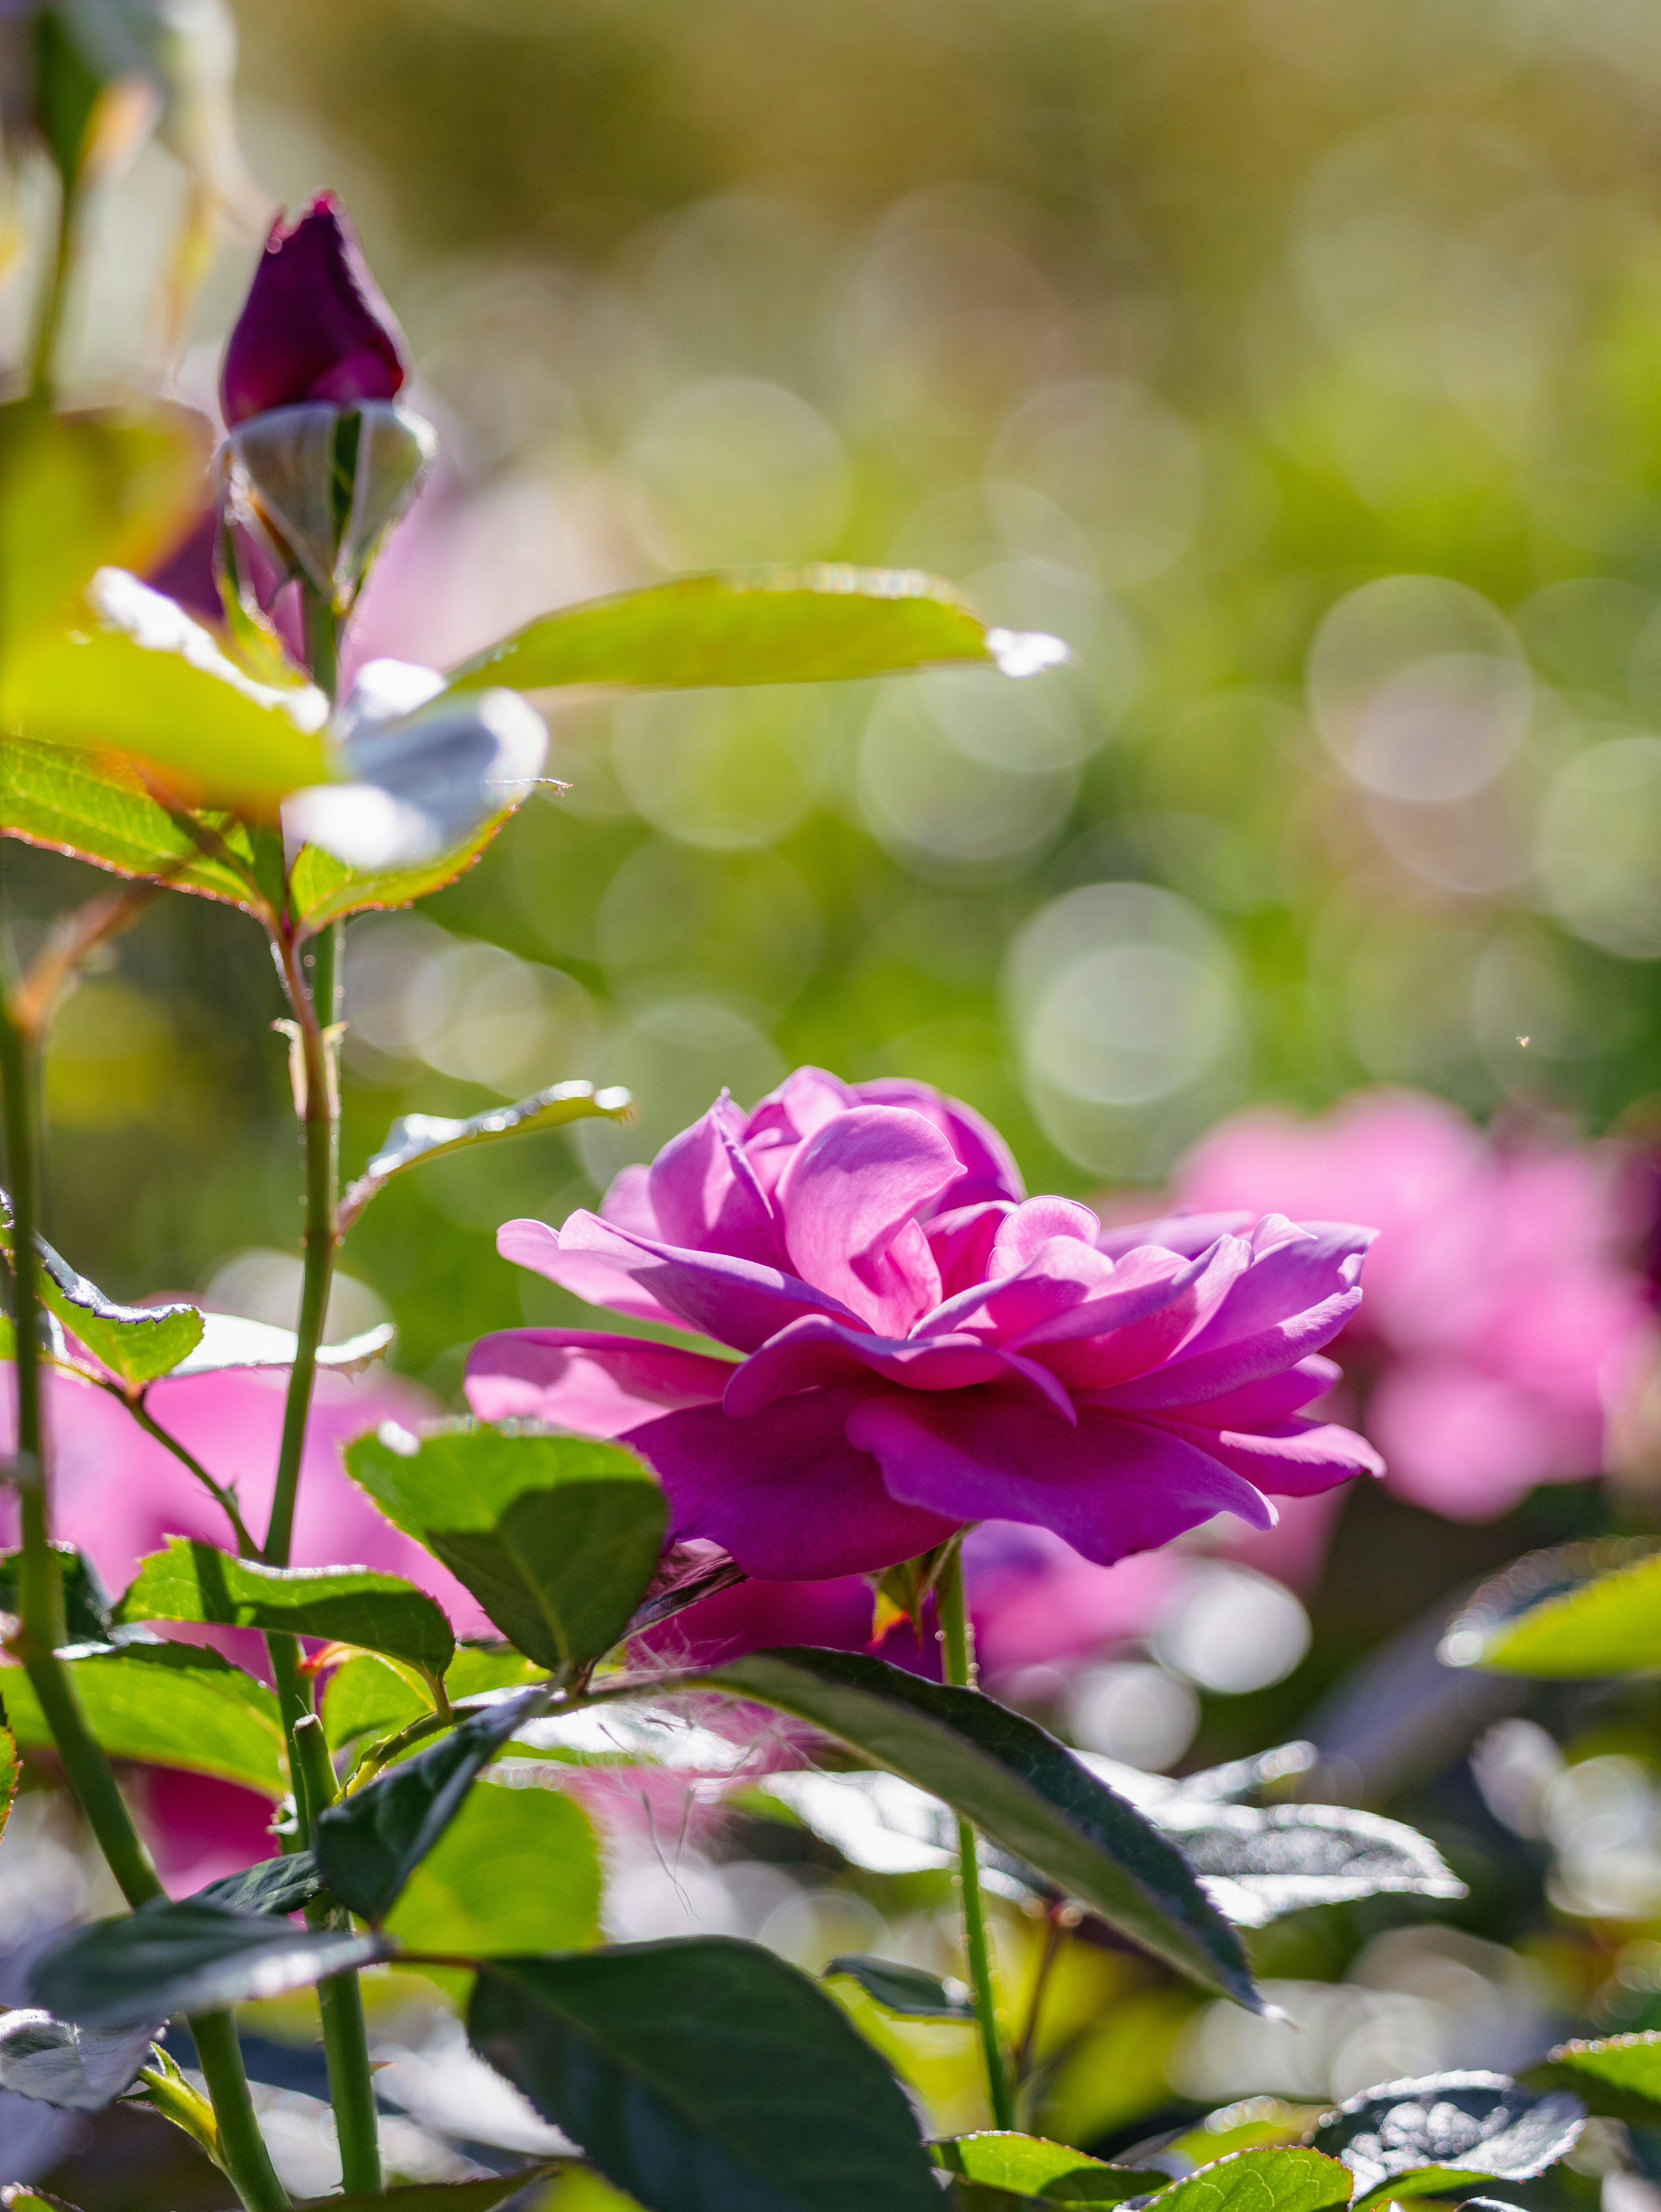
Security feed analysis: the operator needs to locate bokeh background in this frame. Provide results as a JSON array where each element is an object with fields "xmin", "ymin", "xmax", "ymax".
[{"xmin": 19, "ymin": 0, "xmax": 1661, "ymax": 2195}]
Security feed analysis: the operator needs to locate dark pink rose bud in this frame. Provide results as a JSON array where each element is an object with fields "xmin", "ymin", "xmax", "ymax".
[{"xmin": 220, "ymin": 193, "xmax": 407, "ymax": 428}]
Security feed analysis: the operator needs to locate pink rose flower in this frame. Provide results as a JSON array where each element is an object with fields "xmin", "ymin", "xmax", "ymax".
[
  {"xmin": 465, "ymin": 1067, "xmax": 1383, "ymax": 1582},
  {"xmin": 1171, "ymin": 1089, "xmax": 1656, "ymax": 1520}
]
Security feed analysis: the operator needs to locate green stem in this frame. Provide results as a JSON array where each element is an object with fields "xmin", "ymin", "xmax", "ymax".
[
  {"xmin": 29, "ymin": 175, "xmax": 77, "ymax": 399},
  {"xmin": 0, "ymin": 995, "xmax": 287, "ymax": 2212},
  {"xmin": 292, "ymin": 1717, "xmax": 382, "ymax": 2194},
  {"xmin": 938, "ymin": 1543, "xmax": 1015, "ymax": 2130},
  {"xmin": 302, "ymin": 582, "xmax": 340, "ymax": 699}
]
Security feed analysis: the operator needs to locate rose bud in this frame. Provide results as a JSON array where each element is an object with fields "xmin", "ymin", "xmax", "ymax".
[{"xmin": 220, "ymin": 192, "xmax": 407, "ymax": 427}]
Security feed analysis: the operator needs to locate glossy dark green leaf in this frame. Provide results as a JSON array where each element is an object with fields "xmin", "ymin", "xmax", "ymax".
[
  {"xmin": 194, "ymin": 1850, "xmax": 324, "ymax": 1918},
  {"xmin": 468, "ymin": 1940, "xmax": 940, "ymax": 2212},
  {"xmin": 313, "ymin": 1685, "xmax": 550, "ymax": 1921},
  {"xmin": 386, "ymin": 1774, "xmax": 602, "ymax": 1959},
  {"xmin": 1312, "ymin": 2073, "xmax": 1584, "ymax": 2202},
  {"xmin": 686, "ymin": 1648, "xmax": 1256, "ymax": 2006},
  {"xmin": 824, "ymin": 1955, "xmax": 975, "ymax": 2020},
  {"xmin": 287, "ymin": 817, "xmax": 508, "ymax": 933},
  {"xmin": 30, "ymin": 1898, "xmax": 393, "ymax": 2026},
  {"xmin": 1525, "ymin": 2033, "xmax": 1661, "ymax": 2125},
  {"xmin": 0, "ymin": 738, "xmax": 280, "ymax": 908},
  {"xmin": 1442, "ymin": 1543, "xmax": 1661, "ymax": 1676},
  {"xmin": 446, "ymin": 567, "xmax": 1064, "ymax": 692},
  {"xmin": 0, "ymin": 1200, "xmax": 202, "ymax": 1385},
  {"xmin": 1147, "ymin": 2150, "xmax": 1355, "ymax": 2212},
  {"xmin": 340, "ymin": 1083, "xmax": 634, "ymax": 1229},
  {"xmin": 935, "ymin": 2135, "xmax": 1170, "ymax": 2204},
  {"xmin": 0, "ymin": 1541, "xmax": 132, "ymax": 1650},
  {"xmin": 115, "ymin": 1537, "xmax": 455, "ymax": 1672},
  {"xmin": 346, "ymin": 1422, "xmax": 666, "ymax": 1674},
  {"xmin": 0, "ymin": 1642, "xmax": 287, "ymax": 1796},
  {"xmin": 291, "ymin": 2178, "xmax": 566, "ymax": 2212},
  {"xmin": 1154, "ymin": 1802, "xmax": 1465, "ymax": 1928}
]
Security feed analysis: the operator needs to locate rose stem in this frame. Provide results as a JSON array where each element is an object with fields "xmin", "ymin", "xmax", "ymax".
[
  {"xmin": 291, "ymin": 1716, "xmax": 382, "ymax": 2192},
  {"xmin": 0, "ymin": 975, "xmax": 288, "ymax": 2212},
  {"xmin": 937, "ymin": 1541, "xmax": 1016, "ymax": 2129},
  {"xmin": 260, "ymin": 579, "xmax": 380, "ymax": 2188}
]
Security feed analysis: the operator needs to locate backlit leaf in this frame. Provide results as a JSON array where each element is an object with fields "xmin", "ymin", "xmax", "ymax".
[
  {"xmin": 1154, "ymin": 1802, "xmax": 1465, "ymax": 1927},
  {"xmin": 30, "ymin": 1898, "xmax": 392, "ymax": 2026},
  {"xmin": 115, "ymin": 1537, "xmax": 455, "ymax": 1672},
  {"xmin": 0, "ymin": 1642, "xmax": 287, "ymax": 1796},
  {"xmin": 0, "ymin": 1201, "xmax": 201, "ymax": 1386},
  {"xmin": 825, "ymin": 1955, "xmax": 975, "ymax": 2020},
  {"xmin": 0, "ymin": 400, "xmax": 207, "ymax": 659},
  {"xmin": 292, "ymin": 2179, "xmax": 567, "ymax": 2212},
  {"xmin": 935, "ymin": 2135, "xmax": 1171, "ymax": 2204},
  {"xmin": 314, "ymin": 1685, "xmax": 551, "ymax": 1921},
  {"xmin": 1526, "ymin": 2033, "xmax": 1661, "ymax": 2126},
  {"xmin": 1442, "ymin": 1543, "xmax": 1661, "ymax": 1677},
  {"xmin": 341, "ymin": 1084, "xmax": 634, "ymax": 1226},
  {"xmin": 287, "ymin": 816, "xmax": 508, "ymax": 932},
  {"xmin": 324, "ymin": 1650, "xmax": 431, "ymax": 1752},
  {"xmin": 1147, "ymin": 2150, "xmax": 1354, "ymax": 2212},
  {"xmin": 0, "ymin": 737, "xmax": 279, "ymax": 909},
  {"xmin": 686, "ymin": 1649, "xmax": 1257, "ymax": 2007},
  {"xmin": 446, "ymin": 567, "xmax": 1066, "ymax": 693},
  {"xmin": 0, "ymin": 1718, "xmax": 16, "ymax": 1847},
  {"xmin": 386, "ymin": 1773, "xmax": 602, "ymax": 1962},
  {"xmin": 468, "ymin": 1940, "xmax": 940, "ymax": 2212},
  {"xmin": 346, "ymin": 1422, "xmax": 666, "ymax": 1674},
  {"xmin": 1311, "ymin": 2073, "xmax": 1584, "ymax": 2203}
]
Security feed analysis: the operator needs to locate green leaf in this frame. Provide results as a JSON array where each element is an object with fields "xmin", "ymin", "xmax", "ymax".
[
  {"xmin": 167, "ymin": 1313, "xmax": 396, "ymax": 1379},
  {"xmin": 686, "ymin": 1648, "xmax": 1257, "ymax": 2007},
  {"xmin": 1, "ymin": 2191, "xmax": 83, "ymax": 2211},
  {"xmin": 468, "ymin": 1940, "xmax": 941, "ymax": 2212},
  {"xmin": 0, "ymin": 736, "xmax": 280, "ymax": 909},
  {"xmin": 1442, "ymin": 1544, "xmax": 1661, "ymax": 1676},
  {"xmin": 195, "ymin": 1850, "xmax": 325, "ymax": 1918},
  {"xmin": 446, "ymin": 1644, "xmax": 548, "ymax": 1699},
  {"xmin": 1147, "ymin": 2151, "xmax": 1355, "ymax": 2212},
  {"xmin": 1154, "ymin": 1802, "xmax": 1465, "ymax": 1927},
  {"xmin": 30, "ymin": 1897, "xmax": 392, "ymax": 2026},
  {"xmin": 0, "ymin": 401, "xmax": 208, "ymax": 659},
  {"xmin": 0, "ymin": 1541, "xmax": 131, "ymax": 1649},
  {"xmin": 0, "ymin": 1199, "xmax": 202, "ymax": 1385},
  {"xmin": 824, "ymin": 1955, "xmax": 975, "ymax": 2020},
  {"xmin": 4, "ymin": 570, "xmax": 330, "ymax": 810},
  {"xmin": 936, "ymin": 2135, "xmax": 1170, "ymax": 2205},
  {"xmin": 115, "ymin": 1537, "xmax": 455, "ymax": 1673},
  {"xmin": 1525, "ymin": 2033, "xmax": 1661, "ymax": 2125},
  {"xmin": 291, "ymin": 2179, "xmax": 567, "ymax": 2212},
  {"xmin": 325, "ymin": 1650, "xmax": 432, "ymax": 1751},
  {"xmin": 346, "ymin": 1421, "xmax": 667, "ymax": 1675},
  {"xmin": 313, "ymin": 1684, "xmax": 551, "ymax": 1921},
  {"xmin": 0, "ymin": 1715, "xmax": 16, "ymax": 1847},
  {"xmin": 340, "ymin": 1083, "xmax": 635, "ymax": 1227},
  {"xmin": 445, "ymin": 567, "xmax": 1065, "ymax": 692},
  {"xmin": 386, "ymin": 1773, "xmax": 602, "ymax": 1963},
  {"xmin": 1312, "ymin": 2074, "xmax": 1584, "ymax": 2202},
  {"xmin": 287, "ymin": 816, "xmax": 509, "ymax": 933},
  {"xmin": 0, "ymin": 1642, "xmax": 288, "ymax": 1797}
]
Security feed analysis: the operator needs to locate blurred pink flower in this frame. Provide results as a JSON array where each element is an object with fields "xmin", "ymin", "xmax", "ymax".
[
  {"xmin": 1170, "ymin": 1089, "xmax": 1655, "ymax": 1520},
  {"xmin": 467, "ymin": 1066, "xmax": 1382, "ymax": 1582},
  {"xmin": 0, "ymin": 1362, "xmax": 478, "ymax": 1626}
]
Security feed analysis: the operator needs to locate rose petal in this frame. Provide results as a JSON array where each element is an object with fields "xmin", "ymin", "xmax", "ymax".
[
  {"xmin": 464, "ymin": 1330, "xmax": 733, "ymax": 1433},
  {"xmin": 630, "ymin": 1383, "xmax": 959, "ymax": 1578},
  {"xmin": 776, "ymin": 1105, "xmax": 957, "ymax": 1332}
]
